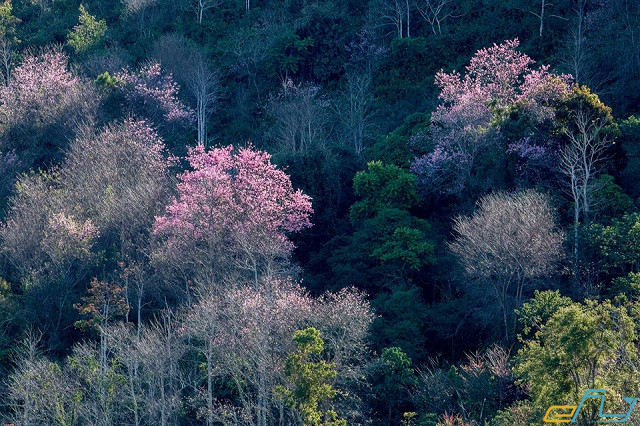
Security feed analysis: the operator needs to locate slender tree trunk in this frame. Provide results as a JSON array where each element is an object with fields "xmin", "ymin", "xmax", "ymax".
[
  {"xmin": 207, "ymin": 342, "xmax": 213, "ymax": 426},
  {"xmin": 197, "ymin": 89, "xmax": 206, "ymax": 145},
  {"xmin": 539, "ymin": 0, "xmax": 545, "ymax": 37},
  {"xmin": 128, "ymin": 356, "xmax": 140, "ymax": 426},
  {"xmin": 100, "ymin": 311, "xmax": 108, "ymax": 410},
  {"xmin": 573, "ymin": 195, "xmax": 580, "ymax": 287},
  {"xmin": 160, "ymin": 371, "xmax": 167, "ymax": 426},
  {"xmin": 406, "ymin": 0, "xmax": 410, "ymax": 37},
  {"xmin": 501, "ymin": 292, "xmax": 509, "ymax": 342},
  {"xmin": 136, "ymin": 288, "xmax": 143, "ymax": 339}
]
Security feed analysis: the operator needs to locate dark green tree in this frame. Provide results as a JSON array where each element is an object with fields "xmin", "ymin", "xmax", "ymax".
[{"xmin": 369, "ymin": 346, "xmax": 417, "ymax": 424}]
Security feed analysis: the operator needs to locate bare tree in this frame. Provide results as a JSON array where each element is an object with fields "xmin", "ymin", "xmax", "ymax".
[
  {"xmin": 559, "ymin": 106, "xmax": 611, "ymax": 278},
  {"xmin": 107, "ymin": 311, "xmax": 186, "ymax": 426},
  {"xmin": 153, "ymin": 35, "xmax": 220, "ymax": 145},
  {"xmin": 182, "ymin": 279, "xmax": 312, "ymax": 425},
  {"xmin": 0, "ymin": 40, "xmax": 15, "ymax": 86},
  {"xmin": 560, "ymin": 0, "xmax": 615, "ymax": 94},
  {"xmin": 515, "ymin": 0, "xmax": 568, "ymax": 38},
  {"xmin": 7, "ymin": 331, "xmax": 86, "ymax": 425},
  {"xmin": 0, "ymin": 7, "xmax": 19, "ymax": 87},
  {"xmin": 61, "ymin": 120, "xmax": 171, "ymax": 248},
  {"xmin": 184, "ymin": 0, "xmax": 223, "ymax": 24},
  {"xmin": 534, "ymin": 0, "xmax": 550, "ymax": 37},
  {"xmin": 374, "ymin": 0, "xmax": 410, "ymax": 39},
  {"xmin": 563, "ymin": 0, "xmax": 588, "ymax": 83},
  {"xmin": 0, "ymin": 173, "xmax": 99, "ymax": 347},
  {"xmin": 181, "ymin": 278, "xmax": 372, "ymax": 425},
  {"xmin": 406, "ymin": 0, "xmax": 411, "ymax": 37},
  {"xmin": 122, "ymin": 0, "xmax": 158, "ymax": 37},
  {"xmin": 137, "ymin": 312, "xmax": 185, "ymax": 426},
  {"xmin": 6, "ymin": 331, "xmax": 47, "ymax": 426},
  {"xmin": 449, "ymin": 190, "xmax": 564, "ymax": 342},
  {"xmin": 119, "ymin": 260, "xmax": 149, "ymax": 338},
  {"xmin": 28, "ymin": 0, "xmax": 55, "ymax": 17},
  {"xmin": 186, "ymin": 52, "xmax": 220, "ymax": 145},
  {"xmin": 268, "ymin": 80, "xmax": 329, "ymax": 156},
  {"xmin": 228, "ymin": 25, "xmax": 273, "ymax": 99},
  {"xmin": 108, "ymin": 324, "xmax": 143, "ymax": 426},
  {"xmin": 415, "ymin": 0, "xmax": 457, "ymax": 35},
  {"xmin": 336, "ymin": 72, "xmax": 376, "ymax": 155}
]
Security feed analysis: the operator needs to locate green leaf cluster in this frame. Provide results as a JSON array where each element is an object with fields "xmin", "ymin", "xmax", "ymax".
[
  {"xmin": 67, "ymin": 5, "xmax": 106, "ymax": 55},
  {"xmin": 275, "ymin": 327, "xmax": 346, "ymax": 426}
]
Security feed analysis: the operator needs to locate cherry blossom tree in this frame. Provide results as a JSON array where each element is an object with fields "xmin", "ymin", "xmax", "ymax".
[
  {"xmin": 0, "ymin": 47, "xmax": 99, "ymax": 167},
  {"xmin": 116, "ymin": 62, "xmax": 195, "ymax": 138},
  {"xmin": 412, "ymin": 39, "xmax": 572, "ymax": 198},
  {"xmin": 0, "ymin": 47, "xmax": 83, "ymax": 124},
  {"xmin": 152, "ymin": 144, "xmax": 313, "ymax": 290}
]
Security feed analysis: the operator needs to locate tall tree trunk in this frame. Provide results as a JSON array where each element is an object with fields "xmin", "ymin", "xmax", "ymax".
[
  {"xmin": 539, "ymin": 0, "xmax": 545, "ymax": 37},
  {"xmin": 406, "ymin": 0, "xmax": 410, "ymax": 37},
  {"xmin": 573, "ymin": 197, "xmax": 580, "ymax": 288},
  {"xmin": 206, "ymin": 340, "xmax": 213, "ymax": 426}
]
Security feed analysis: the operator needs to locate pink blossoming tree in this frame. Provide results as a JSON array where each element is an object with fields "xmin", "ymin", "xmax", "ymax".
[
  {"xmin": 153, "ymin": 144, "xmax": 313, "ymax": 290},
  {"xmin": 117, "ymin": 62, "xmax": 195, "ymax": 138},
  {"xmin": 0, "ymin": 47, "xmax": 98, "ymax": 167},
  {"xmin": 412, "ymin": 39, "xmax": 572, "ymax": 197}
]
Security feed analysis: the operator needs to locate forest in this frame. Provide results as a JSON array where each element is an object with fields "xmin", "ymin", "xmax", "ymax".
[{"xmin": 0, "ymin": 0, "xmax": 640, "ymax": 424}]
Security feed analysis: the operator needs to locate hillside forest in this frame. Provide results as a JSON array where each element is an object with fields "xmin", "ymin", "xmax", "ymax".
[{"xmin": 1, "ymin": 0, "xmax": 640, "ymax": 424}]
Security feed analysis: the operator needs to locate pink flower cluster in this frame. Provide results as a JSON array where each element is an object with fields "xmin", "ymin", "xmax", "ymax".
[
  {"xmin": 413, "ymin": 39, "xmax": 573, "ymax": 196},
  {"xmin": 0, "ymin": 50, "xmax": 83, "ymax": 128},
  {"xmin": 153, "ymin": 144, "xmax": 313, "ymax": 256},
  {"xmin": 117, "ymin": 62, "xmax": 195, "ymax": 127}
]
